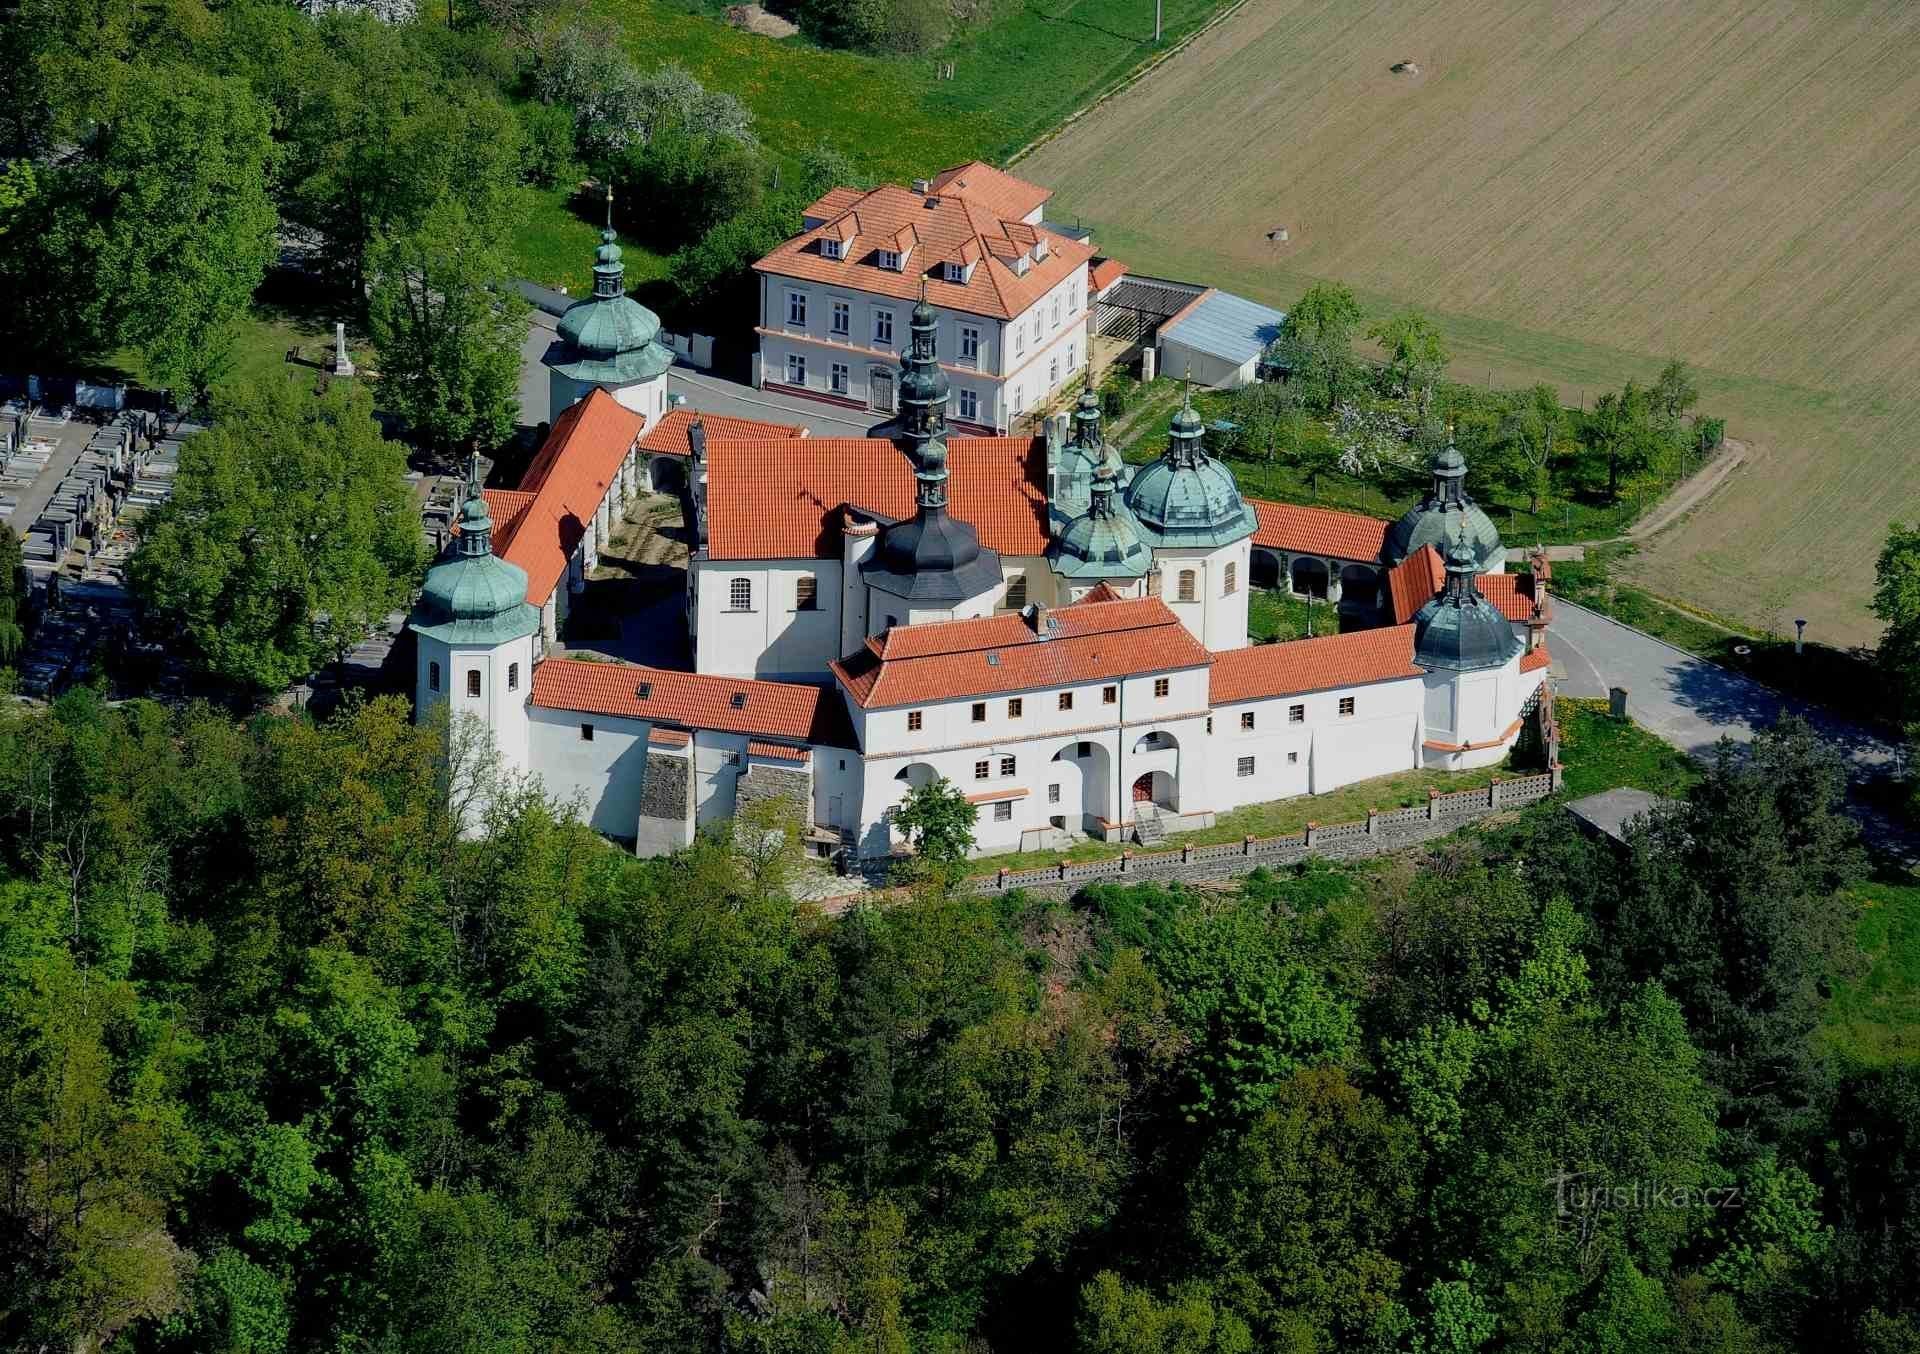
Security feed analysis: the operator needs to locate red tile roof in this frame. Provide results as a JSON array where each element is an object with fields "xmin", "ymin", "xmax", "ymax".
[
  {"xmin": 704, "ymin": 435, "xmax": 1050, "ymax": 561},
  {"xmin": 755, "ymin": 180, "xmax": 1091, "ymax": 321},
  {"xmin": 1089, "ymin": 258, "xmax": 1128, "ymax": 294},
  {"xmin": 481, "ymin": 489, "xmax": 537, "ymax": 545},
  {"xmin": 1478, "ymin": 572, "xmax": 1538, "ymax": 622},
  {"xmin": 1250, "ymin": 499, "xmax": 1393, "ymax": 563},
  {"xmin": 1209, "ymin": 626, "xmax": 1425, "ymax": 704},
  {"xmin": 747, "ymin": 739, "xmax": 811, "ymax": 763},
  {"xmin": 637, "ymin": 407, "xmax": 804, "ymax": 458},
  {"xmin": 927, "ymin": 160, "xmax": 1052, "ymax": 222},
  {"xmin": 1520, "ymin": 645, "xmax": 1551, "ymax": 674},
  {"xmin": 531, "ymin": 658, "xmax": 852, "ymax": 746},
  {"xmin": 649, "ymin": 727, "xmax": 691, "ymax": 748},
  {"xmin": 831, "ymin": 594, "xmax": 1209, "ymax": 709},
  {"xmin": 966, "ymin": 787, "xmax": 1029, "ymax": 804},
  {"xmin": 1386, "ymin": 547, "xmax": 1447, "ymax": 624}
]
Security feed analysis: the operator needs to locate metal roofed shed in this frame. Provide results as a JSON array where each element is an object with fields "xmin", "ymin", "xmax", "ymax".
[
  {"xmin": 1564, "ymin": 787, "xmax": 1678, "ymax": 844},
  {"xmin": 1156, "ymin": 289, "xmax": 1288, "ymax": 390}
]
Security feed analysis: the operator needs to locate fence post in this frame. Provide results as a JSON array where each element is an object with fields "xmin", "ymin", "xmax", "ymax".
[
  {"xmin": 1305, "ymin": 822, "xmax": 1319, "ymax": 848},
  {"xmin": 1427, "ymin": 788, "xmax": 1440, "ymax": 821},
  {"xmin": 1244, "ymin": 834, "xmax": 1256, "ymax": 856},
  {"xmin": 1366, "ymin": 808, "xmax": 1378, "ymax": 836},
  {"xmin": 1489, "ymin": 777, "xmax": 1501, "ymax": 808},
  {"xmin": 1181, "ymin": 843, "xmax": 1192, "ymax": 863},
  {"xmin": 1120, "ymin": 851, "xmax": 1131, "ymax": 874},
  {"xmin": 997, "ymin": 868, "xmax": 1008, "ymax": 890},
  {"xmin": 1551, "ymin": 761, "xmax": 1564, "ymax": 792},
  {"xmin": 1058, "ymin": 861, "xmax": 1069, "ymax": 881}
]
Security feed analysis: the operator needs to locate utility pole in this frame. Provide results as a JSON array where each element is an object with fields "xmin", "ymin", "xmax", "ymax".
[{"xmin": 1155, "ymin": 0, "xmax": 1162, "ymax": 42}]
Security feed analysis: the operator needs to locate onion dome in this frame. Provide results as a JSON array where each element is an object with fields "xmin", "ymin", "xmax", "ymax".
[
  {"xmin": 1122, "ymin": 382, "xmax": 1256, "ymax": 549},
  {"xmin": 1051, "ymin": 461, "xmax": 1151, "ymax": 579},
  {"xmin": 548, "ymin": 189, "xmax": 673, "ymax": 388},
  {"xmin": 1384, "ymin": 431, "xmax": 1504, "ymax": 569},
  {"xmin": 863, "ymin": 288, "xmax": 1002, "ymax": 604},
  {"xmin": 414, "ymin": 459, "xmax": 542, "ymax": 646},
  {"xmin": 1412, "ymin": 529, "xmax": 1524, "ymax": 672}
]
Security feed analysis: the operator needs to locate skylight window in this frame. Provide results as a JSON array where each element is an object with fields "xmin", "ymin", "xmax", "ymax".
[
  {"xmin": 729, "ymin": 692, "xmax": 747, "ymax": 709},
  {"xmin": 637, "ymin": 681, "xmax": 652, "ymax": 700}
]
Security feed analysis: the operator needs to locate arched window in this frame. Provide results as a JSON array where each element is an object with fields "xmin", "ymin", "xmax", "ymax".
[
  {"xmin": 466, "ymin": 669, "xmax": 482, "ymax": 698},
  {"xmin": 729, "ymin": 577, "xmax": 752, "ymax": 611},
  {"xmin": 1223, "ymin": 561, "xmax": 1237, "ymax": 596},
  {"xmin": 428, "ymin": 661, "xmax": 440, "ymax": 693},
  {"xmin": 1177, "ymin": 570, "xmax": 1197, "ymax": 602},
  {"xmin": 1005, "ymin": 572, "xmax": 1027, "ymax": 609}
]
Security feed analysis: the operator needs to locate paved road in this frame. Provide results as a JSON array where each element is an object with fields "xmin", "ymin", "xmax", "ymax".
[
  {"xmin": 1552, "ymin": 598, "xmax": 1899, "ymax": 777},
  {"xmin": 517, "ymin": 312, "xmax": 877, "ymax": 438}
]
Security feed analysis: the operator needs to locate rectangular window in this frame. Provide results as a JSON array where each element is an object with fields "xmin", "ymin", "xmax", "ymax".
[
  {"xmin": 971, "ymin": 702, "xmax": 987, "ymax": 722},
  {"xmin": 1048, "ymin": 783, "xmax": 1061, "ymax": 804},
  {"xmin": 1059, "ymin": 692, "xmax": 1073, "ymax": 711},
  {"xmin": 960, "ymin": 326, "xmax": 979, "ymax": 361},
  {"xmin": 1289, "ymin": 703, "xmax": 1305, "ymax": 724},
  {"xmin": 1339, "ymin": 696, "xmax": 1357, "ymax": 717},
  {"xmin": 831, "ymin": 300, "xmax": 849, "ymax": 335},
  {"xmin": 944, "ymin": 262, "xmax": 963, "ymax": 282},
  {"xmin": 993, "ymin": 800, "xmax": 1013, "ymax": 822},
  {"xmin": 1177, "ymin": 570, "xmax": 1197, "ymax": 602},
  {"xmin": 999, "ymin": 756, "xmax": 1016, "ymax": 777},
  {"xmin": 1051, "ymin": 299, "xmax": 1061, "ymax": 326},
  {"xmin": 1237, "ymin": 756, "xmax": 1255, "ymax": 777},
  {"xmin": 1007, "ymin": 697, "xmax": 1023, "ymax": 718},
  {"xmin": 785, "ymin": 354, "xmax": 806, "ymax": 387},
  {"xmin": 729, "ymin": 577, "xmax": 752, "ymax": 611},
  {"xmin": 1048, "ymin": 358, "xmax": 1059, "ymax": 388},
  {"xmin": 973, "ymin": 760, "xmax": 990, "ymax": 780},
  {"xmin": 1240, "ymin": 711, "xmax": 1255, "ymax": 731},
  {"xmin": 1287, "ymin": 750, "xmax": 1299, "ymax": 764},
  {"xmin": 830, "ymin": 362, "xmax": 849, "ymax": 394},
  {"xmin": 466, "ymin": 669, "xmax": 481, "ymax": 698},
  {"xmin": 1154, "ymin": 677, "xmax": 1170, "ymax": 698},
  {"xmin": 508, "ymin": 662, "xmax": 519, "ymax": 692},
  {"xmin": 877, "ymin": 248, "xmax": 900, "ymax": 270},
  {"xmin": 1102, "ymin": 685, "xmax": 1117, "ymax": 705},
  {"xmin": 1013, "ymin": 324, "xmax": 1025, "ymax": 357},
  {"xmin": 958, "ymin": 389, "xmax": 978, "ymax": 421},
  {"xmin": 874, "ymin": 310, "xmax": 893, "ymax": 345},
  {"xmin": 907, "ymin": 710, "xmax": 923, "ymax": 731},
  {"xmin": 819, "ymin": 238, "xmax": 841, "ymax": 259},
  {"xmin": 786, "ymin": 291, "xmax": 807, "ymax": 326},
  {"xmin": 428, "ymin": 661, "xmax": 440, "ymax": 693},
  {"xmin": 795, "ymin": 575, "xmax": 818, "ymax": 610},
  {"xmin": 1069, "ymin": 283, "xmax": 1080, "ymax": 314},
  {"xmin": 1223, "ymin": 561, "xmax": 1237, "ymax": 595},
  {"xmin": 580, "ymin": 722, "xmax": 595, "ymax": 741}
]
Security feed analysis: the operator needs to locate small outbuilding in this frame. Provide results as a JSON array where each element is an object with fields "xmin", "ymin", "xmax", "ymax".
[
  {"xmin": 1155, "ymin": 289, "xmax": 1288, "ymax": 390},
  {"xmin": 1563, "ymin": 787, "xmax": 1676, "ymax": 844}
]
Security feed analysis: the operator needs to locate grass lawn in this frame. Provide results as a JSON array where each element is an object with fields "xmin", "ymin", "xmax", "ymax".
[
  {"xmin": 1553, "ymin": 697, "xmax": 1698, "ymax": 800},
  {"xmin": 1247, "ymin": 588, "xmax": 1324, "ymax": 643},
  {"xmin": 109, "ymin": 278, "xmax": 374, "ymax": 405},
  {"xmin": 1820, "ymin": 879, "xmax": 1920, "ymax": 1068},
  {"xmin": 507, "ymin": 184, "xmax": 670, "ymax": 294}
]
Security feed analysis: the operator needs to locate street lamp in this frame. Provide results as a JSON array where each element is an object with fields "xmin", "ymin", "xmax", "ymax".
[{"xmin": 1794, "ymin": 618, "xmax": 1807, "ymax": 655}]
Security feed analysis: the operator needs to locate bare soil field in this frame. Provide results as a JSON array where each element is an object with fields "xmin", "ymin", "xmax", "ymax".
[{"xmin": 1021, "ymin": 0, "xmax": 1920, "ymax": 643}]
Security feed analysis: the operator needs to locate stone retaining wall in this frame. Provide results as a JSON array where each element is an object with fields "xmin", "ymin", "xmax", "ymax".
[{"xmin": 968, "ymin": 768, "xmax": 1560, "ymax": 897}]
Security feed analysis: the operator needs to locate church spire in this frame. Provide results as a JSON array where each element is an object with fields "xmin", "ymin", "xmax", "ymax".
[
  {"xmin": 1165, "ymin": 367, "xmax": 1206, "ymax": 468},
  {"xmin": 591, "ymin": 182, "xmax": 625, "ymax": 300},
  {"xmin": 895, "ymin": 283, "xmax": 952, "ymax": 510},
  {"xmin": 455, "ymin": 452, "xmax": 493, "ymax": 559}
]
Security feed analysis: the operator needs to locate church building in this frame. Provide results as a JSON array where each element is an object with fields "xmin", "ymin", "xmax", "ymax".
[{"xmin": 412, "ymin": 223, "xmax": 1553, "ymax": 862}]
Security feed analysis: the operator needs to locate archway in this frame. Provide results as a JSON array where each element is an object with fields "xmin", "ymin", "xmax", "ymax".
[
  {"xmin": 888, "ymin": 762, "xmax": 944, "ymax": 849},
  {"xmin": 1338, "ymin": 563, "xmax": 1379, "ymax": 611},
  {"xmin": 1131, "ymin": 771, "xmax": 1175, "ymax": 810},
  {"xmin": 1049, "ymin": 739, "xmax": 1112, "ymax": 832},
  {"xmin": 1290, "ymin": 556, "xmax": 1329, "ymax": 599},
  {"xmin": 1251, "ymin": 548, "xmax": 1282, "ymax": 589},
  {"xmin": 648, "ymin": 455, "xmax": 686, "ymax": 495}
]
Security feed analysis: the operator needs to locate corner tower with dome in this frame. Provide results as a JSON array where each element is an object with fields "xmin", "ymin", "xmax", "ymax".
[
  {"xmin": 542, "ymin": 190, "xmax": 675, "ymax": 421},
  {"xmin": 1384, "ymin": 433, "xmax": 1506, "ymax": 572}
]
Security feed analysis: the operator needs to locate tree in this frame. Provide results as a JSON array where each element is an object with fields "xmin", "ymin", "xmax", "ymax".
[
  {"xmin": 369, "ymin": 198, "xmax": 527, "ymax": 457},
  {"xmin": 0, "ymin": 524, "xmax": 26, "ymax": 663},
  {"xmin": 1276, "ymin": 282, "xmax": 1363, "ymax": 414},
  {"xmin": 1492, "ymin": 384, "xmax": 1565, "ymax": 514},
  {"xmin": 1367, "ymin": 309, "xmax": 1450, "ymax": 407},
  {"xmin": 1653, "ymin": 358, "xmax": 1700, "ymax": 422},
  {"xmin": 127, "ymin": 378, "xmax": 427, "ymax": 692},
  {"xmin": 890, "ymin": 775, "xmax": 977, "ymax": 865},
  {"xmin": 1873, "ymin": 521, "xmax": 1920, "ymax": 722}
]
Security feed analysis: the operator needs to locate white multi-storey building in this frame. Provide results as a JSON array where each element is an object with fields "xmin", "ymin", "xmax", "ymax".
[{"xmin": 753, "ymin": 162, "xmax": 1095, "ymax": 432}]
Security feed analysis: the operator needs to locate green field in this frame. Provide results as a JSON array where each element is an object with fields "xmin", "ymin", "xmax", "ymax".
[
  {"xmin": 1020, "ymin": 0, "xmax": 1920, "ymax": 644},
  {"xmin": 1822, "ymin": 879, "xmax": 1920, "ymax": 1067}
]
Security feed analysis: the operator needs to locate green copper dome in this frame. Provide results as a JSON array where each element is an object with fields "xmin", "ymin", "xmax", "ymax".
[
  {"xmin": 1412, "ymin": 532, "xmax": 1523, "ymax": 672},
  {"xmin": 1051, "ymin": 466, "xmax": 1151, "ymax": 579},
  {"xmin": 1123, "ymin": 386, "xmax": 1255, "ymax": 549},
  {"xmin": 1386, "ymin": 436, "xmax": 1504, "ymax": 570},
  {"xmin": 413, "ymin": 466, "xmax": 542, "ymax": 647},
  {"xmin": 548, "ymin": 210, "xmax": 674, "ymax": 387}
]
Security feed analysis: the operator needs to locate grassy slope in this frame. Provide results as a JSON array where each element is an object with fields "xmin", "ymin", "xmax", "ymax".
[
  {"xmin": 1019, "ymin": 0, "xmax": 1920, "ymax": 643},
  {"xmin": 1823, "ymin": 879, "xmax": 1920, "ymax": 1068}
]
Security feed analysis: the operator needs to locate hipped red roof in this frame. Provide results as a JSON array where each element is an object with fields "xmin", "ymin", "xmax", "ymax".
[
  {"xmin": 1209, "ymin": 625, "xmax": 1425, "ymax": 704},
  {"xmin": 1250, "ymin": 499, "xmax": 1393, "ymax": 563},
  {"xmin": 531, "ymin": 657, "xmax": 852, "ymax": 747}
]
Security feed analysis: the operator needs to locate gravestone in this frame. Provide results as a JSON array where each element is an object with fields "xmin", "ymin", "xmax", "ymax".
[{"xmin": 331, "ymin": 323, "xmax": 355, "ymax": 377}]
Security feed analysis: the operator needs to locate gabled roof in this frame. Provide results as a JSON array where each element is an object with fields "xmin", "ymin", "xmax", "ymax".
[
  {"xmin": 754, "ymin": 181, "xmax": 1092, "ymax": 321},
  {"xmin": 487, "ymin": 390, "xmax": 645, "ymax": 605},
  {"xmin": 1478, "ymin": 572, "xmax": 1539, "ymax": 623},
  {"xmin": 1209, "ymin": 626, "xmax": 1426, "ymax": 704},
  {"xmin": 802, "ymin": 186, "xmax": 867, "ymax": 223},
  {"xmin": 703, "ymin": 435, "xmax": 1050, "ymax": 561},
  {"xmin": 636, "ymin": 408, "xmax": 805, "ymax": 459},
  {"xmin": 928, "ymin": 160, "xmax": 1052, "ymax": 222},
  {"xmin": 1250, "ymin": 499, "xmax": 1393, "ymax": 563},
  {"xmin": 1159, "ymin": 290, "xmax": 1288, "ymax": 366},
  {"xmin": 531, "ymin": 657, "xmax": 853, "ymax": 747},
  {"xmin": 481, "ymin": 489, "xmax": 537, "ymax": 545},
  {"xmin": 1089, "ymin": 258, "xmax": 1128, "ymax": 294},
  {"xmin": 831, "ymin": 594, "xmax": 1209, "ymax": 709},
  {"xmin": 1520, "ymin": 644, "xmax": 1551, "ymax": 674},
  {"xmin": 1386, "ymin": 546, "xmax": 1448, "ymax": 624}
]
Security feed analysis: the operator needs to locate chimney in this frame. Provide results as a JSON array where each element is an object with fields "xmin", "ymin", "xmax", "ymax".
[
  {"xmin": 911, "ymin": 178, "xmax": 932, "ymax": 194},
  {"xmin": 1027, "ymin": 601, "xmax": 1050, "ymax": 636}
]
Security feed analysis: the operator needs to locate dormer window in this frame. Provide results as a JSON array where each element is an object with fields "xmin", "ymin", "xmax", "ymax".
[
  {"xmin": 877, "ymin": 249, "xmax": 901, "ymax": 271},
  {"xmin": 944, "ymin": 261, "xmax": 965, "ymax": 282},
  {"xmin": 1011, "ymin": 255, "xmax": 1031, "ymax": 276},
  {"xmin": 1033, "ymin": 236, "xmax": 1050, "ymax": 261},
  {"xmin": 820, "ymin": 238, "xmax": 842, "ymax": 259}
]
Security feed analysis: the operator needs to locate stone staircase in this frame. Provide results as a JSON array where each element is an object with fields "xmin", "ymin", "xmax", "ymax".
[{"xmin": 1132, "ymin": 805, "xmax": 1167, "ymax": 846}]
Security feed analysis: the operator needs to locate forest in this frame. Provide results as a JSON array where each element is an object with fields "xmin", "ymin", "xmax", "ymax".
[{"xmin": 1, "ymin": 685, "xmax": 1916, "ymax": 1353}]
